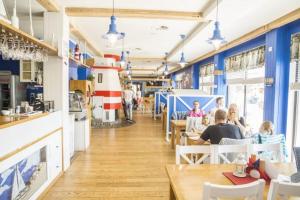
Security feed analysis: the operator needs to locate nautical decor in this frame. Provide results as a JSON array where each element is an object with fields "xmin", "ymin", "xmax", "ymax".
[
  {"xmin": 208, "ymin": 0, "xmax": 226, "ymax": 49},
  {"xmin": 103, "ymin": 0, "xmax": 124, "ymax": 46},
  {"xmin": 178, "ymin": 35, "xmax": 187, "ymax": 68}
]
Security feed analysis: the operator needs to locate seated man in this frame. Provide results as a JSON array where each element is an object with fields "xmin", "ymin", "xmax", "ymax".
[{"xmin": 197, "ymin": 109, "xmax": 244, "ymax": 144}]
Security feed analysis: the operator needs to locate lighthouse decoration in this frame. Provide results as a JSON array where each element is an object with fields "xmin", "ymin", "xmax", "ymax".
[{"xmin": 92, "ymin": 55, "xmax": 122, "ymax": 123}]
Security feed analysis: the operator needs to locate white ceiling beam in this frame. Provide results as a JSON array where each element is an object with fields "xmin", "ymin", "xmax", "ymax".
[
  {"xmin": 70, "ymin": 23, "xmax": 104, "ymax": 57},
  {"xmin": 36, "ymin": 0, "xmax": 60, "ymax": 12},
  {"xmin": 65, "ymin": 7, "xmax": 204, "ymax": 21},
  {"xmin": 166, "ymin": 0, "xmax": 219, "ymax": 61}
]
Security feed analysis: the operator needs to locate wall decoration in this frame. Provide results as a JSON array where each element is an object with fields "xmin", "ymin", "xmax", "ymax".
[
  {"xmin": 0, "ymin": 147, "xmax": 47, "ymax": 200},
  {"xmin": 173, "ymin": 66, "xmax": 193, "ymax": 89},
  {"xmin": 225, "ymin": 46, "xmax": 265, "ymax": 72},
  {"xmin": 291, "ymin": 33, "xmax": 300, "ymax": 61}
]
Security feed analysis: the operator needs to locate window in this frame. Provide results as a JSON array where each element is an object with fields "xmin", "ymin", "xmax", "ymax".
[
  {"xmin": 199, "ymin": 63, "xmax": 214, "ymax": 95},
  {"xmin": 226, "ymin": 46, "xmax": 266, "ymax": 133},
  {"xmin": 287, "ymin": 33, "xmax": 300, "ymax": 157},
  {"xmin": 98, "ymin": 73, "xmax": 103, "ymax": 83}
]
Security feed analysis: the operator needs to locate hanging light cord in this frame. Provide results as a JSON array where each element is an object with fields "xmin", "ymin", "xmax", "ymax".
[
  {"xmin": 216, "ymin": 0, "xmax": 219, "ymax": 22},
  {"xmin": 112, "ymin": 0, "xmax": 115, "ymax": 15}
]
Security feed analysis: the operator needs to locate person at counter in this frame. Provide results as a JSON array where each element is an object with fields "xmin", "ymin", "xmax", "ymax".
[
  {"xmin": 197, "ymin": 109, "xmax": 244, "ymax": 144},
  {"xmin": 227, "ymin": 103, "xmax": 246, "ymax": 135},
  {"xmin": 188, "ymin": 100, "xmax": 204, "ymax": 117}
]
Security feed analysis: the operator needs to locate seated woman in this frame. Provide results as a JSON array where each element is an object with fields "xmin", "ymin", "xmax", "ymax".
[
  {"xmin": 253, "ymin": 121, "xmax": 288, "ymax": 161},
  {"xmin": 227, "ymin": 103, "xmax": 246, "ymax": 136},
  {"xmin": 188, "ymin": 100, "xmax": 204, "ymax": 117}
]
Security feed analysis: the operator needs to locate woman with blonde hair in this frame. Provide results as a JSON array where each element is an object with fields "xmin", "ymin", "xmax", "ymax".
[
  {"xmin": 227, "ymin": 103, "xmax": 246, "ymax": 135},
  {"xmin": 259, "ymin": 121, "xmax": 274, "ymax": 135}
]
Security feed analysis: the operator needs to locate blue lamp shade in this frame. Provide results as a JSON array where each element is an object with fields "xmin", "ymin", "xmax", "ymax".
[
  {"xmin": 103, "ymin": 15, "xmax": 124, "ymax": 45},
  {"xmin": 179, "ymin": 52, "xmax": 187, "ymax": 68},
  {"xmin": 208, "ymin": 21, "xmax": 226, "ymax": 50},
  {"xmin": 120, "ymin": 51, "xmax": 126, "ymax": 67}
]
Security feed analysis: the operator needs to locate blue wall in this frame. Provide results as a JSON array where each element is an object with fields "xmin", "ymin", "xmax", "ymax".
[
  {"xmin": 0, "ymin": 55, "xmax": 20, "ymax": 75},
  {"xmin": 169, "ymin": 19, "xmax": 300, "ymax": 135},
  {"xmin": 69, "ymin": 40, "xmax": 93, "ymax": 80}
]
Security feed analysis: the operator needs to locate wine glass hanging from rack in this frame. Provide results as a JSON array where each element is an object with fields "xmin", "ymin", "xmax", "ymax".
[{"xmin": 0, "ymin": 28, "xmax": 48, "ymax": 62}]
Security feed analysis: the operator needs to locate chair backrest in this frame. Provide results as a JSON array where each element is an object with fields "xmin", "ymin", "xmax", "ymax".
[
  {"xmin": 268, "ymin": 180, "xmax": 300, "ymax": 200},
  {"xmin": 176, "ymin": 145, "xmax": 212, "ymax": 165},
  {"xmin": 185, "ymin": 117, "xmax": 202, "ymax": 132},
  {"xmin": 251, "ymin": 143, "xmax": 282, "ymax": 162},
  {"xmin": 203, "ymin": 179, "xmax": 265, "ymax": 200},
  {"xmin": 213, "ymin": 144, "xmax": 249, "ymax": 164}
]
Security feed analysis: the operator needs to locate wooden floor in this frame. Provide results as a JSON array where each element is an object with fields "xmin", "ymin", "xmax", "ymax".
[{"xmin": 42, "ymin": 113, "xmax": 174, "ymax": 200}]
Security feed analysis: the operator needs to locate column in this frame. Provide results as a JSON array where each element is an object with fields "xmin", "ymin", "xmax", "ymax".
[
  {"xmin": 213, "ymin": 53, "xmax": 227, "ymax": 96},
  {"xmin": 43, "ymin": 9, "xmax": 71, "ymax": 170},
  {"xmin": 264, "ymin": 27, "xmax": 290, "ymax": 135}
]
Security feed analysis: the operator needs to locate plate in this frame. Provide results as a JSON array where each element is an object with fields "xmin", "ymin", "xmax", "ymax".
[{"xmin": 233, "ymin": 172, "xmax": 247, "ymax": 178}]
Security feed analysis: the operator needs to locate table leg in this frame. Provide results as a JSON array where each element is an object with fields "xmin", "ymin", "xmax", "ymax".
[
  {"xmin": 171, "ymin": 124, "xmax": 175, "ymax": 149},
  {"xmin": 169, "ymin": 184, "xmax": 176, "ymax": 200}
]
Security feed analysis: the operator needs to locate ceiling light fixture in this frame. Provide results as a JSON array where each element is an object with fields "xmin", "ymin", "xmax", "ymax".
[
  {"xmin": 178, "ymin": 34, "xmax": 187, "ymax": 68},
  {"xmin": 103, "ymin": 0, "xmax": 124, "ymax": 46},
  {"xmin": 119, "ymin": 32, "xmax": 126, "ymax": 67},
  {"xmin": 207, "ymin": 0, "xmax": 226, "ymax": 50},
  {"xmin": 163, "ymin": 52, "xmax": 169, "ymax": 76}
]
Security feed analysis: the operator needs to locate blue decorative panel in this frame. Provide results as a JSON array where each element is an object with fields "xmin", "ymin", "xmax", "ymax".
[
  {"xmin": 0, "ymin": 55, "xmax": 20, "ymax": 75},
  {"xmin": 165, "ymin": 94, "xmax": 223, "ymax": 137}
]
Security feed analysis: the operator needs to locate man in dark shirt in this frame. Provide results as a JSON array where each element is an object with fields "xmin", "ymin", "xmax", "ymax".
[{"xmin": 197, "ymin": 109, "xmax": 244, "ymax": 144}]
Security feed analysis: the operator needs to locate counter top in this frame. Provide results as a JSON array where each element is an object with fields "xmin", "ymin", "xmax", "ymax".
[{"xmin": 0, "ymin": 112, "xmax": 49, "ymax": 129}]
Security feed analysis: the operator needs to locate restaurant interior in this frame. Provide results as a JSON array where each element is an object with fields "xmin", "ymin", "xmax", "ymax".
[{"xmin": 0, "ymin": 0, "xmax": 300, "ymax": 199}]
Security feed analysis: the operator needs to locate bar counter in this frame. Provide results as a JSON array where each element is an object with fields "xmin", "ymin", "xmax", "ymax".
[{"xmin": 0, "ymin": 112, "xmax": 49, "ymax": 129}]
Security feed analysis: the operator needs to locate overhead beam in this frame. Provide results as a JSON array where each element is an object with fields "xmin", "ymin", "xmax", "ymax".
[
  {"xmin": 166, "ymin": 0, "xmax": 219, "ymax": 61},
  {"xmin": 36, "ymin": 0, "xmax": 59, "ymax": 12},
  {"xmin": 190, "ymin": 7, "xmax": 300, "ymax": 65},
  {"xmin": 70, "ymin": 23, "xmax": 104, "ymax": 57},
  {"xmin": 65, "ymin": 7, "xmax": 204, "ymax": 21},
  {"xmin": 129, "ymin": 57, "xmax": 164, "ymax": 62}
]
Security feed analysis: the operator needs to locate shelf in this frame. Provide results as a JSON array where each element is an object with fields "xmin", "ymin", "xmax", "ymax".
[
  {"xmin": 69, "ymin": 57, "xmax": 91, "ymax": 68},
  {"xmin": 0, "ymin": 19, "xmax": 58, "ymax": 56}
]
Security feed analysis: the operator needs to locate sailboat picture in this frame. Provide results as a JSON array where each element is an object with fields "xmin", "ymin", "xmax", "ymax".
[{"xmin": 11, "ymin": 165, "xmax": 27, "ymax": 200}]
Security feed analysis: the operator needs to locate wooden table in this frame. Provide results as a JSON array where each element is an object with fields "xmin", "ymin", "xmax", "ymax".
[
  {"xmin": 170, "ymin": 120, "xmax": 186, "ymax": 149},
  {"xmin": 166, "ymin": 163, "xmax": 297, "ymax": 200}
]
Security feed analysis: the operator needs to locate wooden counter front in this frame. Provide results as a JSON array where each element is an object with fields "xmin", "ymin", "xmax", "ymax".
[{"xmin": 0, "ymin": 113, "xmax": 49, "ymax": 129}]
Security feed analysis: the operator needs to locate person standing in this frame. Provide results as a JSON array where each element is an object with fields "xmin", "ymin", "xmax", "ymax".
[{"xmin": 123, "ymin": 84, "xmax": 135, "ymax": 121}]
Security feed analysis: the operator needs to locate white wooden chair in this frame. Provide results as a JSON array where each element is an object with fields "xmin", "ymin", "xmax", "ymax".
[
  {"xmin": 213, "ymin": 144, "xmax": 249, "ymax": 164},
  {"xmin": 203, "ymin": 179, "xmax": 265, "ymax": 200},
  {"xmin": 267, "ymin": 180, "xmax": 300, "ymax": 200},
  {"xmin": 176, "ymin": 145, "xmax": 212, "ymax": 165},
  {"xmin": 250, "ymin": 143, "xmax": 282, "ymax": 162}
]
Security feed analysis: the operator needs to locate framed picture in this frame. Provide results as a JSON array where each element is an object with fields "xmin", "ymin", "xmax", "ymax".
[{"xmin": 98, "ymin": 73, "xmax": 103, "ymax": 83}]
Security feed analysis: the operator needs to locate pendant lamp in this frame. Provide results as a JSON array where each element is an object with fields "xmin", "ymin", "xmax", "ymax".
[
  {"xmin": 119, "ymin": 32, "xmax": 126, "ymax": 67},
  {"xmin": 103, "ymin": 0, "xmax": 123, "ymax": 46},
  {"xmin": 163, "ymin": 52, "xmax": 169, "ymax": 75},
  {"xmin": 208, "ymin": 0, "xmax": 226, "ymax": 50},
  {"xmin": 11, "ymin": 0, "xmax": 19, "ymax": 29},
  {"xmin": 178, "ymin": 34, "xmax": 187, "ymax": 68}
]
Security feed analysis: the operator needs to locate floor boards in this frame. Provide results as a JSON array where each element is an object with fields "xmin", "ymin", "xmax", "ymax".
[{"xmin": 42, "ymin": 113, "xmax": 174, "ymax": 200}]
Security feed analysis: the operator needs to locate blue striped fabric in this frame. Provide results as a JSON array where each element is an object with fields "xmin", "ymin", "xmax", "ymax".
[{"xmin": 253, "ymin": 133, "xmax": 288, "ymax": 161}]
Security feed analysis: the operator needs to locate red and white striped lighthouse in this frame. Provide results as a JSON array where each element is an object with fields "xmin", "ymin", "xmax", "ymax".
[{"xmin": 92, "ymin": 54, "xmax": 122, "ymax": 123}]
